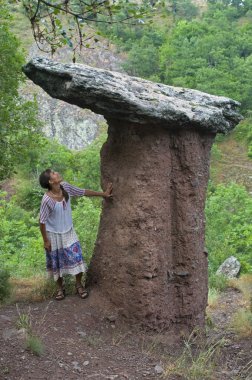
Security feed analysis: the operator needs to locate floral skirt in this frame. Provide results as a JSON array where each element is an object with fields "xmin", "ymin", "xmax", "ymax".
[{"xmin": 45, "ymin": 227, "xmax": 87, "ymax": 281}]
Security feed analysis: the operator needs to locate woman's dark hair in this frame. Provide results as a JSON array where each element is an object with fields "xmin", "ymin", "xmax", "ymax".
[{"xmin": 39, "ymin": 168, "xmax": 69, "ymax": 202}]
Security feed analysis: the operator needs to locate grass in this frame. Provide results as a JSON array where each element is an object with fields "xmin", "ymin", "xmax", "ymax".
[
  {"xmin": 111, "ymin": 331, "xmax": 130, "ymax": 346},
  {"xmin": 208, "ymin": 273, "xmax": 228, "ymax": 292},
  {"xmin": 140, "ymin": 333, "xmax": 167, "ymax": 357},
  {"xmin": 230, "ymin": 308, "xmax": 252, "ymax": 338},
  {"xmin": 228, "ymin": 275, "xmax": 252, "ymax": 338},
  {"xmin": 10, "ymin": 276, "xmax": 55, "ymax": 302},
  {"xmin": 85, "ymin": 333, "xmax": 103, "ymax": 347},
  {"xmin": 10, "ymin": 273, "xmax": 87, "ymax": 304},
  {"xmin": 209, "ymin": 133, "xmax": 252, "ymax": 192},
  {"xmin": 16, "ymin": 302, "xmax": 51, "ymax": 356},
  {"xmin": 208, "ymin": 287, "xmax": 221, "ymax": 309},
  {"xmin": 229, "ymin": 274, "xmax": 252, "ymax": 306},
  {"xmin": 25, "ymin": 335, "xmax": 44, "ymax": 356},
  {"xmin": 164, "ymin": 332, "xmax": 226, "ymax": 380}
]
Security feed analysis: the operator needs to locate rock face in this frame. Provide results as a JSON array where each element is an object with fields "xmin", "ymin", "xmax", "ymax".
[
  {"xmin": 216, "ymin": 256, "xmax": 241, "ymax": 278},
  {"xmin": 23, "ymin": 58, "xmax": 242, "ymax": 332},
  {"xmin": 23, "ymin": 77, "xmax": 104, "ymax": 150},
  {"xmin": 24, "ymin": 43, "xmax": 124, "ymax": 149}
]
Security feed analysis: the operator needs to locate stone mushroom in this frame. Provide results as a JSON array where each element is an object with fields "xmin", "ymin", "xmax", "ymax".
[{"xmin": 23, "ymin": 58, "xmax": 242, "ymax": 332}]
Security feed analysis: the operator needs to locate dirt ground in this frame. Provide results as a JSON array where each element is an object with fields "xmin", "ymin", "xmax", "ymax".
[{"xmin": 0, "ymin": 287, "xmax": 251, "ymax": 380}]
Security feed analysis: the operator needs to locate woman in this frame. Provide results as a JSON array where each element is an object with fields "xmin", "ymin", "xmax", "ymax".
[{"xmin": 39, "ymin": 168, "xmax": 112, "ymax": 300}]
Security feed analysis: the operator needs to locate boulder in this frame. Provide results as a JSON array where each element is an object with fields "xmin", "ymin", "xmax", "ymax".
[
  {"xmin": 22, "ymin": 58, "xmax": 242, "ymax": 133},
  {"xmin": 216, "ymin": 256, "xmax": 241, "ymax": 278}
]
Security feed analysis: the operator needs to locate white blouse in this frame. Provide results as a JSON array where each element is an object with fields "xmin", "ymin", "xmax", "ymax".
[{"xmin": 39, "ymin": 182, "xmax": 85, "ymax": 234}]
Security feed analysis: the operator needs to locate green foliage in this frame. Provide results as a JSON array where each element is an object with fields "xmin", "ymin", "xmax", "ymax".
[
  {"xmin": 15, "ymin": 130, "xmax": 107, "ymax": 213},
  {"xmin": 0, "ymin": 192, "xmax": 44, "ymax": 277},
  {"xmin": 0, "ymin": 269, "xmax": 11, "ymax": 302},
  {"xmin": 205, "ymin": 183, "xmax": 252, "ymax": 275},
  {"xmin": 21, "ymin": 0, "xmax": 158, "ymax": 57},
  {"xmin": 234, "ymin": 116, "xmax": 252, "ymax": 144},
  {"xmin": 72, "ymin": 197, "xmax": 101, "ymax": 265},
  {"xmin": 0, "ymin": 0, "xmax": 41, "ymax": 180},
  {"xmin": 159, "ymin": 14, "xmax": 252, "ymax": 113},
  {"xmin": 166, "ymin": 0, "xmax": 199, "ymax": 21},
  {"xmin": 69, "ymin": 131, "xmax": 107, "ymax": 191},
  {"xmin": 208, "ymin": 273, "xmax": 228, "ymax": 291},
  {"xmin": 0, "ymin": 130, "xmax": 106, "ymax": 278},
  {"xmin": 121, "ymin": 30, "xmax": 165, "ymax": 79},
  {"xmin": 107, "ymin": 1, "xmax": 252, "ymax": 115}
]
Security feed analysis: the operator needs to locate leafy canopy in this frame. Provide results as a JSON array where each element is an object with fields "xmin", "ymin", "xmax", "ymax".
[
  {"xmin": 20, "ymin": 0, "xmax": 162, "ymax": 58},
  {"xmin": 0, "ymin": 0, "xmax": 41, "ymax": 180}
]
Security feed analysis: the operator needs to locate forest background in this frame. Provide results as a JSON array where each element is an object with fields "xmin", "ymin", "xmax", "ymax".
[{"xmin": 0, "ymin": 0, "xmax": 252, "ymax": 300}]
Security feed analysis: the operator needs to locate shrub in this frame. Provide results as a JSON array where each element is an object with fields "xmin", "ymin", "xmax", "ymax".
[
  {"xmin": 208, "ymin": 273, "xmax": 228, "ymax": 292},
  {"xmin": 0, "ymin": 269, "xmax": 11, "ymax": 302},
  {"xmin": 205, "ymin": 183, "xmax": 252, "ymax": 276}
]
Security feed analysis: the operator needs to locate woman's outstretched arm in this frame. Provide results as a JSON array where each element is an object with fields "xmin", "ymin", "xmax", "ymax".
[{"xmin": 84, "ymin": 183, "xmax": 113, "ymax": 198}]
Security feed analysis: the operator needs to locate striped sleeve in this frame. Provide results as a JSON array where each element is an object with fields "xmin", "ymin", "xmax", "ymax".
[
  {"xmin": 61, "ymin": 181, "xmax": 85, "ymax": 197},
  {"xmin": 39, "ymin": 195, "xmax": 55, "ymax": 223}
]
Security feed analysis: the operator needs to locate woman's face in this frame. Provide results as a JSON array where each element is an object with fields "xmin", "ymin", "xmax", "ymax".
[{"xmin": 49, "ymin": 170, "xmax": 62, "ymax": 186}]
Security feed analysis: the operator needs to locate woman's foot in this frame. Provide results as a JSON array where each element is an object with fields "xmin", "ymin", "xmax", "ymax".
[
  {"xmin": 75, "ymin": 285, "xmax": 88, "ymax": 299},
  {"xmin": 55, "ymin": 288, "xmax": 65, "ymax": 301}
]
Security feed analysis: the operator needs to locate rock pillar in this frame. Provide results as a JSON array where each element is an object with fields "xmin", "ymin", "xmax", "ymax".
[
  {"xmin": 22, "ymin": 57, "xmax": 242, "ymax": 332},
  {"xmin": 88, "ymin": 122, "xmax": 215, "ymax": 331}
]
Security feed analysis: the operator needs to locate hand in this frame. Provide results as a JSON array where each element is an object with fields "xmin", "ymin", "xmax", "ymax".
[
  {"xmin": 103, "ymin": 182, "xmax": 113, "ymax": 199},
  {"xmin": 44, "ymin": 239, "xmax": 51, "ymax": 252}
]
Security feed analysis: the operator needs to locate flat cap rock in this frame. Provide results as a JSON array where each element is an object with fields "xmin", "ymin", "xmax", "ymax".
[{"xmin": 23, "ymin": 57, "xmax": 242, "ymax": 133}]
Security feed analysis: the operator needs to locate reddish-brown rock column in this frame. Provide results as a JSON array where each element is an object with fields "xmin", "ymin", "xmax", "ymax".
[{"xmin": 87, "ymin": 121, "xmax": 215, "ymax": 331}]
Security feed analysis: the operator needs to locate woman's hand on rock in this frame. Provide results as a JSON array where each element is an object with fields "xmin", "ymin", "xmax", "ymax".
[{"xmin": 104, "ymin": 183, "xmax": 113, "ymax": 199}]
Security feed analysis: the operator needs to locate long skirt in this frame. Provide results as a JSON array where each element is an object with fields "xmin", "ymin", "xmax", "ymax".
[{"xmin": 45, "ymin": 227, "xmax": 87, "ymax": 281}]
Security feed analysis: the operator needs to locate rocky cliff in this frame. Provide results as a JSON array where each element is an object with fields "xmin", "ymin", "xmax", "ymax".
[{"xmin": 24, "ymin": 42, "xmax": 124, "ymax": 149}]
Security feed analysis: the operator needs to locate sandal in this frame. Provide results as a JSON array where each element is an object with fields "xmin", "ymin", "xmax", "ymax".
[
  {"xmin": 76, "ymin": 285, "xmax": 88, "ymax": 299},
  {"xmin": 55, "ymin": 288, "xmax": 65, "ymax": 301}
]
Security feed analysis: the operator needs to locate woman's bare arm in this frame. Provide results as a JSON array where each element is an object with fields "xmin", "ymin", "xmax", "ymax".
[
  {"xmin": 84, "ymin": 183, "xmax": 113, "ymax": 198},
  {"xmin": 39, "ymin": 223, "xmax": 51, "ymax": 251}
]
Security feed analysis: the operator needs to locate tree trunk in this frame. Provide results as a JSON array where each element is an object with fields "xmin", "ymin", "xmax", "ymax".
[{"xmin": 87, "ymin": 121, "xmax": 215, "ymax": 332}]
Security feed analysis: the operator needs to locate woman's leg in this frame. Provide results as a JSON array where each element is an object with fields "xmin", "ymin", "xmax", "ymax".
[
  {"xmin": 75, "ymin": 272, "xmax": 88, "ymax": 299},
  {"xmin": 55, "ymin": 276, "xmax": 65, "ymax": 300},
  {"xmin": 75, "ymin": 272, "xmax": 82, "ymax": 287},
  {"xmin": 57, "ymin": 276, "xmax": 63, "ymax": 290}
]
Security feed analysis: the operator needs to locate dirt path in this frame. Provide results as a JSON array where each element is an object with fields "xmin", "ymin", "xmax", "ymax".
[
  {"xmin": 207, "ymin": 288, "xmax": 252, "ymax": 380},
  {"xmin": 0, "ymin": 287, "xmax": 251, "ymax": 380}
]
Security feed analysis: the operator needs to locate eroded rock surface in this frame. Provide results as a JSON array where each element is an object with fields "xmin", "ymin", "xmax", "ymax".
[
  {"xmin": 23, "ymin": 58, "xmax": 242, "ymax": 332},
  {"xmin": 89, "ymin": 123, "xmax": 213, "ymax": 331},
  {"xmin": 23, "ymin": 58, "xmax": 242, "ymax": 133}
]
